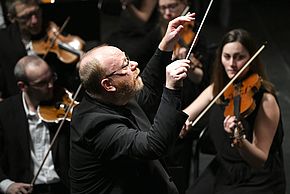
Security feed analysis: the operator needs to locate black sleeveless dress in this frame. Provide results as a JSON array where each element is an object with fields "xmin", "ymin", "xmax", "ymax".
[{"xmin": 187, "ymin": 87, "xmax": 286, "ymax": 194}]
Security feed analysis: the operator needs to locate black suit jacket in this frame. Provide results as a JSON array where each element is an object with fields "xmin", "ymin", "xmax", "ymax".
[
  {"xmin": 0, "ymin": 94, "xmax": 70, "ymax": 189},
  {"xmin": 70, "ymin": 49, "xmax": 188, "ymax": 194},
  {"xmin": 0, "ymin": 24, "xmax": 26, "ymax": 98}
]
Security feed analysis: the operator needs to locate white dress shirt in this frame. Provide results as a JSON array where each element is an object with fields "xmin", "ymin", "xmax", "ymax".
[{"xmin": 0, "ymin": 93, "xmax": 60, "ymax": 193}]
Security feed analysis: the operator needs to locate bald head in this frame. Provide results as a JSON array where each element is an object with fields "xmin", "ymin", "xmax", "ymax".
[
  {"xmin": 14, "ymin": 55, "xmax": 49, "ymax": 83},
  {"xmin": 79, "ymin": 45, "xmax": 124, "ymax": 73},
  {"xmin": 79, "ymin": 45, "xmax": 125, "ymax": 95}
]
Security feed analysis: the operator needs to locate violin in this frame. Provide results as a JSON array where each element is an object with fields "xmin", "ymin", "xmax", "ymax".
[
  {"xmin": 173, "ymin": 5, "xmax": 196, "ymax": 60},
  {"xmin": 32, "ymin": 21, "xmax": 85, "ymax": 64},
  {"xmin": 31, "ymin": 84, "xmax": 81, "ymax": 185},
  {"xmin": 174, "ymin": 21, "xmax": 195, "ymax": 55},
  {"xmin": 37, "ymin": 85, "xmax": 79, "ymax": 123},
  {"xmin": 223, "ymin": 73, "xmax": 262, "ymax": 118},
  {"xmin": 223, "ymin": 73, "xmax": 262, "ymax": 146},
  {"xmin": 173, "ymin": 5, "xmax": 208, "ymax": 70}
]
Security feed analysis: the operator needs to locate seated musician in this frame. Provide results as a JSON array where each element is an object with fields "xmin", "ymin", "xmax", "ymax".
[
  {"xmin": 183, "ymin": 29, "xmax": 286, "ymax": 194},
  {"xmin": 0, "ymin": 55, "xmax": 70, "ymax": 194}
]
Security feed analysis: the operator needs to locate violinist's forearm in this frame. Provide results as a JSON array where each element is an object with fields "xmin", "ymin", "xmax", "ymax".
[
  {"xmin": 183, "ymin": 84, "xmax": 213, "ymax": 121},
  {"xmin": 183, "ymin": 100, "xmax": 200, "ymax": 121},
  {"xmin": 236, "ymin": 139, "xmax": 268, "ymax": 168},
  {"xmin": 237, "ymin": 93, "xmax": 280, "ymax": 168}
]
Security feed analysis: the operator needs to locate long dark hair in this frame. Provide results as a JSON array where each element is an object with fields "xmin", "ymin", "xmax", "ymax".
[{"xmin": 211, "ymin": 28, "xmax": 276, "ymax": 98}]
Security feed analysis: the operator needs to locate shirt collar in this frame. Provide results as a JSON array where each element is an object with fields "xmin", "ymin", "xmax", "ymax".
[{"xmin": 22, "ymin": 92, "xmax": 37, "ymax": 119}]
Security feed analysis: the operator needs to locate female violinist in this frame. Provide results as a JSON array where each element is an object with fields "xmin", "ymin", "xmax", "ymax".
[
  {"xmin": 182, "ymin": 29, "xmax": 286, "ymax": 194},
  {"xmin": 157, "ymin": 0, "xmax": 212, "ymax": 193}
]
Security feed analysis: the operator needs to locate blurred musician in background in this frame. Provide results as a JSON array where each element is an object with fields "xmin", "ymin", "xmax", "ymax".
[
  {"xmin": 103, "ymin": 0, "xmax": 160, "ymax": 71},
  {"xmin": 0, "ymin": 0, "xmax": 88, "ymax": 101}
]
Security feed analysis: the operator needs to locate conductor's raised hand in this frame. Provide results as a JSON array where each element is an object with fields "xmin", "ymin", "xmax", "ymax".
[
  {"xmin": 159, "ymin": 13, "xmax": 195, "ymax": 52},
  {"xmin": 165, "ymin": 59, "xmax": 190, "ymax": 90}
]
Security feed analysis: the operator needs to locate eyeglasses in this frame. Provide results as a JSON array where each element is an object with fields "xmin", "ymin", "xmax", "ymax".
[
  {"xmin": 159, "ymin": 2, "xmax": 181, "ymax": 13},
  {"xmin": 105, "ymin": 54, "xmax": 130, "ymax": 78},
  {"xmin": 16, "ymin": 7, "xmax": 41, "ymax": 22},
  {"xmin": 28, "ymin": 73, "xmax": 57, "ymax": 88}
]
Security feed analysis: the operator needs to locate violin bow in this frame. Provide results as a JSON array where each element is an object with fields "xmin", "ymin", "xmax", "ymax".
[
  {"xmin": 42, "ymin": 16, "xmax": 71, "ymax": 60},
  {"xmin": 181, "ymin": 5, "xmax": 190, "ymax": 16},
  {"xmin": 185, "ymin": 0, "xmax": 214, "ymax": 60},
  {"xmin": 30, "ymin": 83, "xmax": 82, "ymax": 186},
  {"xmin": 191, "ymin": 43, "xmax": 266, "ymax": 127},
  {"xmin": 58, "ymin": 16, "xmax": 70, "ymax": 33},
  {"xmin": 31, "ymin": 16, "xmax": 83, "ymax": 185}
]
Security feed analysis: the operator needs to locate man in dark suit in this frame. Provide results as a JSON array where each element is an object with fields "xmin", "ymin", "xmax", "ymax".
[
  {"xmin": 0, "ymin": 55, "xmax": 70, "ymax": 194},
  {"xmin": 70, "ymin": 14, "xmax": 194, "ymax": 194}
]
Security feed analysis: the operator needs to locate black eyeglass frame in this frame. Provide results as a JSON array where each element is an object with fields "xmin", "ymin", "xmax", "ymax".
[{"xmin": 104, "ymin": 54, "xmax": 130, "ymax": 78}]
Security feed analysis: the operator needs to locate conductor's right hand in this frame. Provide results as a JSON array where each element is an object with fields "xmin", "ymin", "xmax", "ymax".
[
  {"xmin": 6, "ymin": 182, "xmax": 32, "ymax": 194},
  {"xmin": 165, "ymin": 59, "xmax": 190, "ymax": 90}
]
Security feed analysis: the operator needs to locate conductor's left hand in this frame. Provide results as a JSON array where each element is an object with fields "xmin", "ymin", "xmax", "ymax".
[{"xmin": 159, "ymin": 13, "xmax": 196, "ymax": 51}]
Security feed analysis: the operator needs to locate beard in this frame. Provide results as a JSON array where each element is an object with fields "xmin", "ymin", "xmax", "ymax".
[
  {"xmin": 27, "ymin": 87, "xmax": 54, "ymax": 104},
  {"xmin": 115, "ymin": 76, "xmax": 143, "ymax": 100}
]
